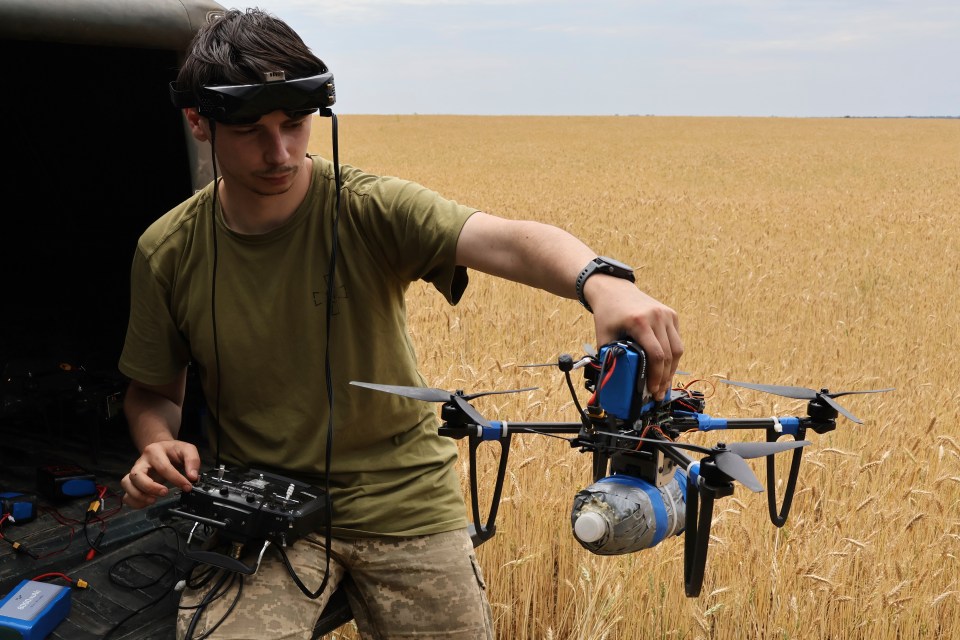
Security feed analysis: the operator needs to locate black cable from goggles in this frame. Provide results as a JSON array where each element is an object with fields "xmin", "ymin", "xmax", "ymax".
[
  {"xmin": 208, "ymin": 121, "xmax": 223, "ymax": 470},
  {"xmin": 204, "ymin": 111, "xmax": 342, "ymax": 601},
  {"xmin": 319, "ymin": 113, "xmax": 342, "ymax": 599},
  {"xmin": 192, "ymin": 70, "xmax": 338, "ymax": 470}
]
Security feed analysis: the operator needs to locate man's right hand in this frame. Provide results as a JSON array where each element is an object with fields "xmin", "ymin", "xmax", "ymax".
[{"xmin": 120, "ymin": 440, "xmax": 201, "ymax": 509}]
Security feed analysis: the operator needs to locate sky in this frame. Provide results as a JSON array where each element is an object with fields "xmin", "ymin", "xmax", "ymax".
[{"xmin": 244, "ymin": 1, "xmax": 959, "ymax": 117}]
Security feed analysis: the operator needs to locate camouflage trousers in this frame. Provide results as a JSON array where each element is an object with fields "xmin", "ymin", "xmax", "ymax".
[{"xmin": 177, "ymin": 527, "xmax": 494, "ymax": 639}]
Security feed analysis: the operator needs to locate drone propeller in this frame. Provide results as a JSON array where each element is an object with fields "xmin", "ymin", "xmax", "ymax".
[
  {"xmin": 518, "ymin": 360, "xmax": 565, "ymax": 369},
  {"xmin": 520, "ymin": 344, "xmax": 690, "ymax": 378},
  {"xmin": 593, "ymin": 430, "xmax": 810, "ymax": 492},
  {"xmin": 349, "ymin": 381, "xmax": 537, "ymax": 428},
  {"xmin": 518, "ymin": 345, "xmax": 599, "ymax": 369},
  {"xmin": 720, "ymin": 380, "xmax": 894, "ymax": 424}
]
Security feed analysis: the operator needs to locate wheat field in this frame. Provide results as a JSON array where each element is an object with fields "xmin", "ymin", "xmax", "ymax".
[{"xmin": 310, "ymin": 115, "xmax": 960, "ymax": 640}]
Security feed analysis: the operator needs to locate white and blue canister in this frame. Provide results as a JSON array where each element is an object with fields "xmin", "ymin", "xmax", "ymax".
[{"xmin": 571, "ymin": 468, "xmax": 687, "ymax": 555}]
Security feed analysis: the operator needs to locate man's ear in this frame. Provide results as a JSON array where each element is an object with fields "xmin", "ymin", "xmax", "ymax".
[{"xmin": 185, "ymin": 108, "xmax": 210, "ymax": 142}]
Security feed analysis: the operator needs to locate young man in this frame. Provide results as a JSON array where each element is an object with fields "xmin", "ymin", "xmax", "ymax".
[{"xmin": 118, "ymin": 7, "xmax": 683, "ymax": 639}]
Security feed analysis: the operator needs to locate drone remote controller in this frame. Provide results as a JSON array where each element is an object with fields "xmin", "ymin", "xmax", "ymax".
[{"xmin": 167, "ymin": 466, "xmax": 329, "ymax": 573}]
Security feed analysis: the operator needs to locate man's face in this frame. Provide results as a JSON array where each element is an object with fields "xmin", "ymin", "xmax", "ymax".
[{"xmin": 190, "ymin": 109, "xmax": 314, "ymax": 197}]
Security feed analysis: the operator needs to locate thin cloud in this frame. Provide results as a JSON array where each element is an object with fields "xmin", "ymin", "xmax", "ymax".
[{"xmin": 247, "ymin": 0, "xmax": 960, "ymax": 116}]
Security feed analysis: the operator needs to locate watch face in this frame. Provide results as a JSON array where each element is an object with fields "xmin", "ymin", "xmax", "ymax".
[{"xmin": 598, "ymin": 256, "xmax": 634, "ymax": 272}]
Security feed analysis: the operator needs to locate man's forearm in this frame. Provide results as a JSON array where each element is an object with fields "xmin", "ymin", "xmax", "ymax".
[
  {"xmin": 123, "ymin": 374, "xmax": 187, "ymax": 452},
  {"xmin": 458, "ymin": 213, "xmax": 598, "ymax": 297}
]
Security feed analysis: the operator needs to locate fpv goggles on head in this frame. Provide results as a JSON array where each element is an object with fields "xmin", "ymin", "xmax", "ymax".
[{"xmin": 170, "ymin": 70, "xmax": 336, "ymax": 124}]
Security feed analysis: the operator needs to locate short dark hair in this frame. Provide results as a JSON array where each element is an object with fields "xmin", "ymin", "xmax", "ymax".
[{"xmin": 177, "ymin": 7, "xmax": 327, "ymax": 91}]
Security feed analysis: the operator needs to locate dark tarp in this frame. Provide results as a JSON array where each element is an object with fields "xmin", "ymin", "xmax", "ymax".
[{"xmin": 0, "ymin": 0, "xmax": 224, "ymax": 50}]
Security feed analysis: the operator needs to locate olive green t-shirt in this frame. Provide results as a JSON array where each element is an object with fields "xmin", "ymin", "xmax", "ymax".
[{"xmin": 119, "ymin": 155, "xmax": 478, "ymax": 536}]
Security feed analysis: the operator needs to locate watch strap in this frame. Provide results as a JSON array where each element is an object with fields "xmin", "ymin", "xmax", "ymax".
[{"xmin": 575, "ymin": 256, "xmax": 635, "ymax": 313}]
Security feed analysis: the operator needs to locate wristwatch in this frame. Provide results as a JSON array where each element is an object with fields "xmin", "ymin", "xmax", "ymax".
[{"xmin": 575, "ymin": 256, "xmax": 636, "ymax": 313}]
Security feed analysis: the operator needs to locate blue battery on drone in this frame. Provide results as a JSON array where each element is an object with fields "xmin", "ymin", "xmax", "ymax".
[
  {"xmin": 0, "ymin": 580, "xmax": 71, "ymax": 640},
  {"xmin": 596, "ymin": 344, "xmax": 645, "ymax": 420}
]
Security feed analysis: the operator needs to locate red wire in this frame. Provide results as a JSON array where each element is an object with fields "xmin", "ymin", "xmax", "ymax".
[
  {"xmin": 588, "ymin": 356, "xmax": 618, "ymax": 406},
  {"xmin": 31, "ymin": 572, "xmax": 74, "ymax": 584},
  {"xmin": 600, "ymin": 357, "xmax": 618, "ymax": 387}
]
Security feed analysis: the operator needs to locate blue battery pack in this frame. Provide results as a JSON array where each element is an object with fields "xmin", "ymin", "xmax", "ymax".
[
  {"xmin": 596, "ymin": 342, "xmax": 651, "ymax": 420},
  {"xmin": 0, "ymin": 493, "xmax": 37, "ymax": 525},
  {"xmin": 0, "ymin": 580, "xmax": 71, "ymax": 640}
]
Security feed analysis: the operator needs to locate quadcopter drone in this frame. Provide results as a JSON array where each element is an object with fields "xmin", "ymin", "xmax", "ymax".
[{"xmin": 351, "ymin": 338, "xmax": 893, "ymax": 597}]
